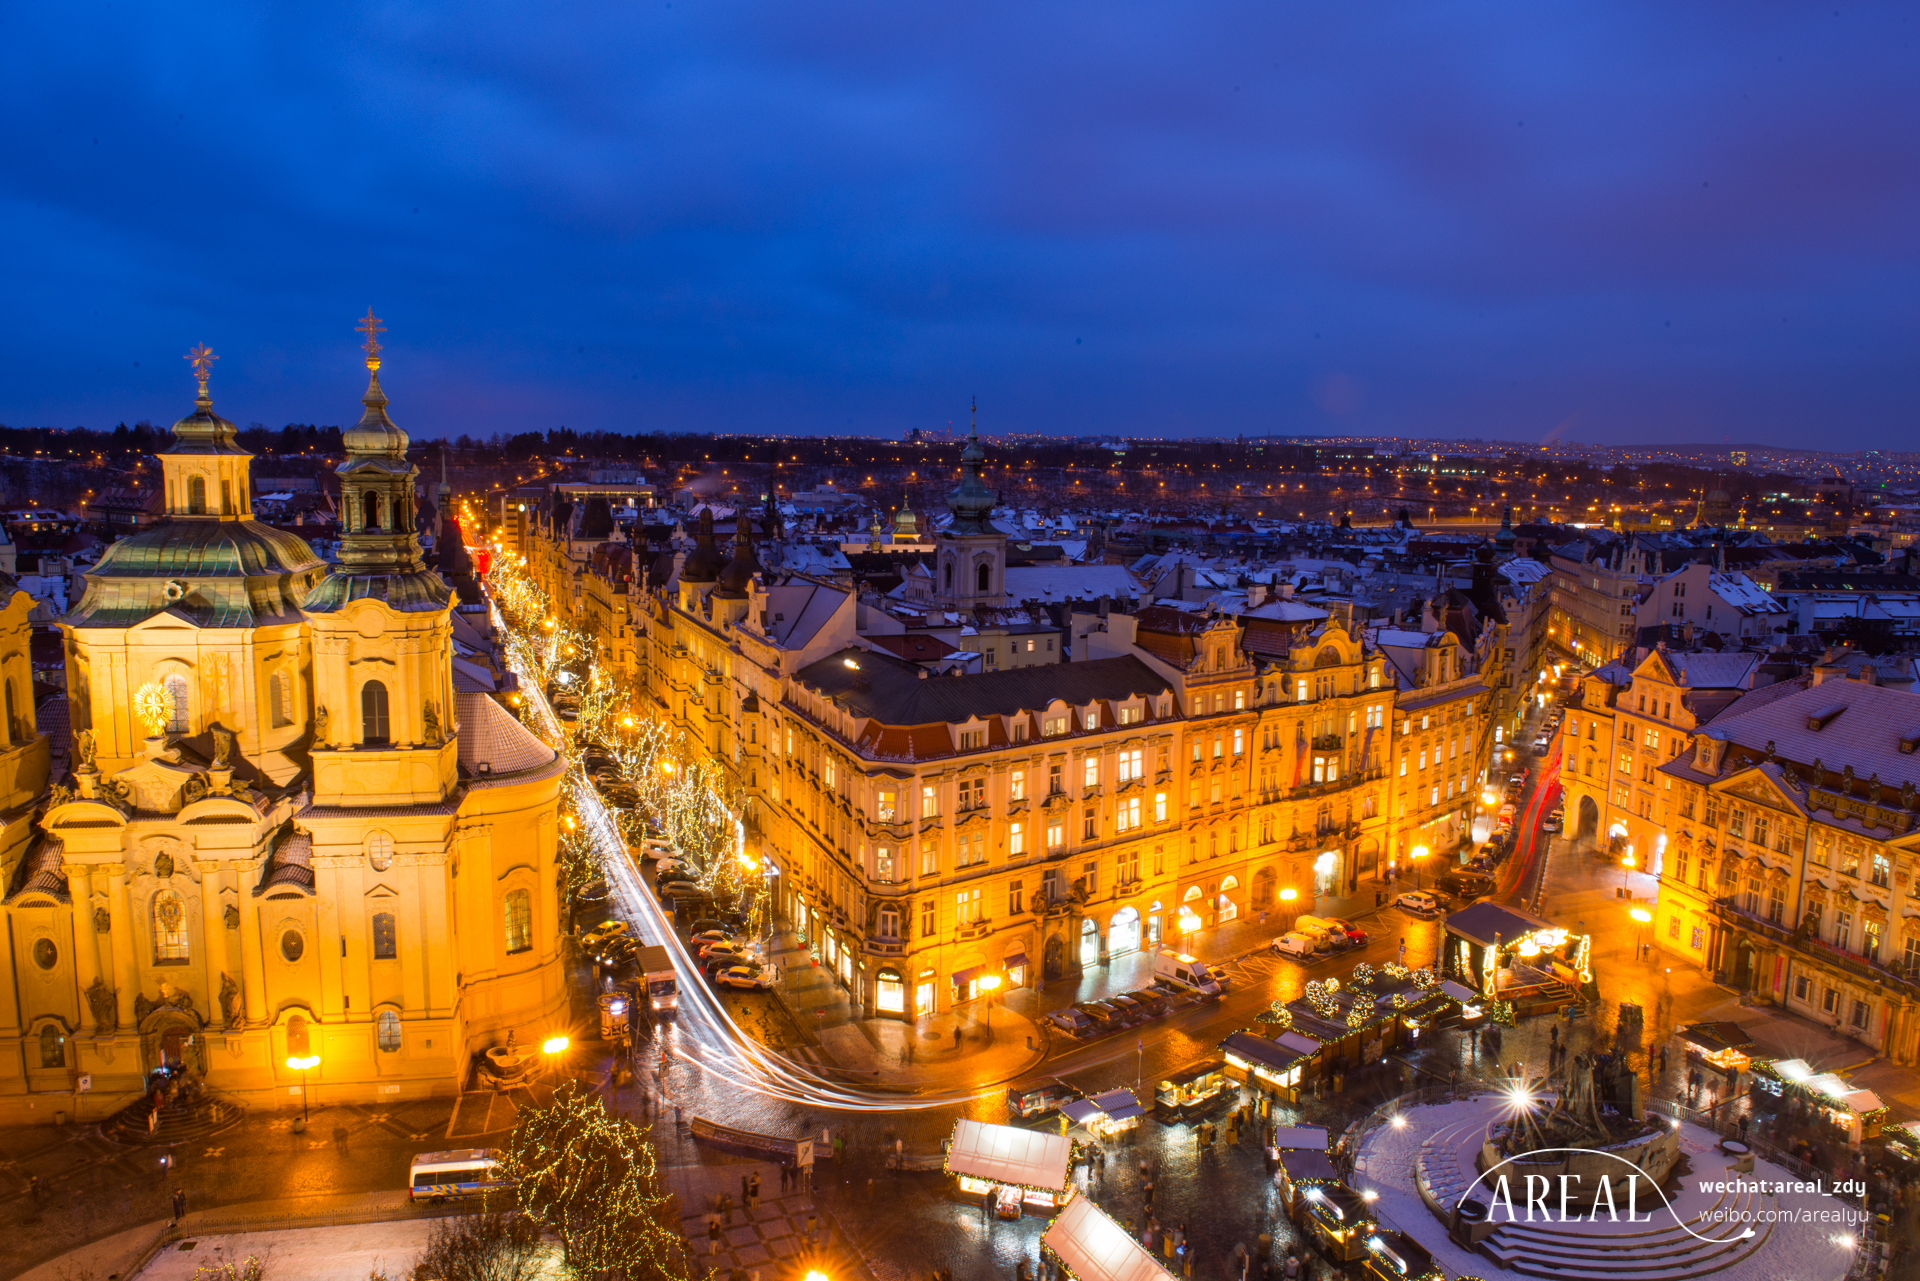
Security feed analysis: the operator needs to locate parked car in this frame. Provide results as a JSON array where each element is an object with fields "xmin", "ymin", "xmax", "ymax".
[
  {"xmin": 1047, "ymin": 1008, "xmax": 1096, "ymax": 1035},
  {"xmin": 697, "ymin": 941, "xmax": 747, "ymax": 963},
  {"xmin": 659, "ymin": 880, "xmax": 701, "ymax": 897},
  {"xmin": 1532, "ymin": 734, "xmax": 1551, "ymax": 754},
  {"xmin": 1541, "ymin": 810, "xmax": 1564, "ymax": 834},
  {"xmin": 1074, "ymin": 1002, "xmax": 1124, "ymax": 1031},
  {"xmin": 1271, "ymin": 932, "xmax": 1317, "ymax": 959},
  {"xmin": 1436, "ymin": 873, "xmax": 1494, "ymax": 901},
  {"xmin": 1322, "ymin": 917, "xmax": 1369, "ymax": 946},
  {"xmin": 690, "ymin": 928, "xmax": 733, "ymax": 945},
  {"xmin": 687, "ymin": 917, "xmax": 739, "ymax": 935},
  {"xmin": 1099, "ymin": 995, "xmax": 1146, "ymax": 1024},
  {"xmin": 714, "ymin": 965, "xmax": 771, "ymax": 991},
  {"xmin": 1396, "ymin": 890, "xmax": 1445, "ymax": 917},
  {"xmin": 1123, "ymin": 989, "xmax": 1171, "ymax": 1017}
]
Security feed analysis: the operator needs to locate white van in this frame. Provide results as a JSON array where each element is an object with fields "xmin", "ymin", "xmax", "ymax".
[
  {"xmin": 1291, "ymin": 916, "xmax": 1341, "ymax": 951},
  {"xmin": 1151, "ymin": 948, "xmax": 1222, "ymax": 997},
  {"xmin": 1271, "ymin": 933, "xmax": 1316, "ymax": 959},
  {"xmin": 408, "ymin": 1148, "xmax": 512, "ymax": 1202}
]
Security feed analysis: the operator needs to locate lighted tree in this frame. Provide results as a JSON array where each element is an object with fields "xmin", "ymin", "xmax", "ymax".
[{"xmin": 502, "ymin": 1082, "xmax": 698, "ymax": 1281}]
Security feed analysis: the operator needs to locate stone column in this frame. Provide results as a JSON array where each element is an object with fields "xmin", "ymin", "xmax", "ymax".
[
  {"xmin": 106, "ymin": 866, "xmax": 137, "ymax": 1029},
  {"xmin": 239, "ymin": 895, "xmax": 267, "ymax": 1024}
]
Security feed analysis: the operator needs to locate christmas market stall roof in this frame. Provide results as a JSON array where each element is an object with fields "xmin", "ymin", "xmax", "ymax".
[
  {"xmin": 1444, "ymin": 901, "xmax": 1557, "ymax": 949},
  {"xmin": 1678, "ymin": 1022, "xmax": 1757, "ymax": 1055},
  {"xmin": 1089, "ymin": 1089, "xmax": 1146, "ymax": 1122},
  {"xmin": 1272, "ymin": 1125, "xmax": 1330, "ymax": 1151},
  {"xmin": 1220, "ymin": 1032, "xmax": 1312, "ymax": 1075},
  {"xmin": 945, "ymin": 1120, "xmax": 1072, "ymax": 1192},
  {"xmin": 1042, "ymin": 1193, "xmax": 1176, "ymax": 1281}
]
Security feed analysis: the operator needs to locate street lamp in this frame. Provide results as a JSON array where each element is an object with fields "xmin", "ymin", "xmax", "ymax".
[
  {"xmin": 1629, "ymin": 907, "xmax": 1652, "ymax": 960},
  {"xmin": 977, "ymin": 974, "xmax": 1002, "ymax": 1032},
  {"xmin": 1621, "ymin": 849, "xmax": 1636, "ymax": 894},
  {"xmin": 286, "ymin": 1054, "xmax": 319, "ymax": 1124},
  {"xmin": 1410, "ymin": 845, "xmax": 1430, "ymax": 890}
]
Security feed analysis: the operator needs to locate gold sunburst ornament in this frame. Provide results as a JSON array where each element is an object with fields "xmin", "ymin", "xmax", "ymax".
[{"xmin": 135, "ymin": 681, "xmax": 172, "ymax": 737}]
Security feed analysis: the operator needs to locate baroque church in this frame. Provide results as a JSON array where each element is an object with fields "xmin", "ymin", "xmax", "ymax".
[{"xmin": 0, "ymin": 335, "xmax": 566, "ymax": 1123}]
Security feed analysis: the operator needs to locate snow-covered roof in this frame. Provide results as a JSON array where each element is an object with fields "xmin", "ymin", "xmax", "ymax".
[
  {"xmin": 946, "ymin": 1119, "xmax": 1073, "ymax": 1190},
  {"xmin": 1003, "ymin": 564, "xmax": 1140, "ymax": 604},
  {"xmin": 1709, "ymin": 571, "xmax": 1787, "ymax": 615}
]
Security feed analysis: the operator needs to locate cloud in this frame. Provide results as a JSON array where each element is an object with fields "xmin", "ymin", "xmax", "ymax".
[{"xmin": 0, "ymin": 0, "xmax": 1914, "ymax": 445}]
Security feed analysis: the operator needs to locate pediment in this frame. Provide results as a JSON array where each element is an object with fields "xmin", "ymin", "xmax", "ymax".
[
  {"xmin": 126, "ymin": 608, "xmax": 203, "ymax": 633},
  {"xmin": 1709, "ymin": 766, "xmax": 1806, "ymax": 817},
  {"xmin": 366, "ymin": 882, "xmax": 399, "ymax": 898}
]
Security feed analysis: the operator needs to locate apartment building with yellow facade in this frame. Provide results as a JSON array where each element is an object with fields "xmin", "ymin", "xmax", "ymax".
[{"xmin": 567, "ymin": 431, "xmax": 1514, "ymax": 1020}]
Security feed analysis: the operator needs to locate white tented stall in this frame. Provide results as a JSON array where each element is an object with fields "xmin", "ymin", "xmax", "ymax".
[
  {"xmin": 946, "ymin": 1119, "xmax": 1076, "ymax": 1216},
  {"xmin": 1042, "ymin": 1194, "xmax": 1177, "ymax": 1281}
]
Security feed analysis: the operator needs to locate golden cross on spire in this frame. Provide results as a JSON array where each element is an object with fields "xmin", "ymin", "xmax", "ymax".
[
  {"xmin": 356, "ymin": 308, "xmax": 386, "ymax": 370},
  {"xmin": 185, "ymin": 343, "xmax": 217, "ymax": 391}
]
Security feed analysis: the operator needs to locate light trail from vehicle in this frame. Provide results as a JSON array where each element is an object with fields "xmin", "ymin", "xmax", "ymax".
[{"xmin": 498, "ymin": 610, "xmax": 993, "ymax": 1113}]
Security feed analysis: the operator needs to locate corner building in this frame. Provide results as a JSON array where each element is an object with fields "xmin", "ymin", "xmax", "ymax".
[{"xmin": 0, "ymin": 354, "xmax": 566, "ymax": 1122}]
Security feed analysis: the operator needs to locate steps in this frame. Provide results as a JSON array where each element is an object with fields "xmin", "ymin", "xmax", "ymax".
[{"xmin": 103, "ymin": 1096, "xmax": 244, "ymax": 1146}]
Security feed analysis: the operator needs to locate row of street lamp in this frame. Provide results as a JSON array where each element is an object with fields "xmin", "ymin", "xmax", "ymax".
[{"xmin": 280, "ymin": 1034, "xmax": 572, "ymax": 1126}]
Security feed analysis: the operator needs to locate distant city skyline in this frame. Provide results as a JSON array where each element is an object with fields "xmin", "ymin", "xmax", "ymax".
[{"xmin": 1, "ymin": 4, "xmax": 1915, "ymax": 446}]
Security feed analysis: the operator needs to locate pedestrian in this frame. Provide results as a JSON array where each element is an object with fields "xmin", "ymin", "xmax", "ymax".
[
  {"xmin": 865, "ymin": 1177, "xmax": 875, "ymax": 1199},
  {"xmin": 807, "ymin": 1211, "xmax": 819, "ymax": 1246},
  {"xmin": 955, "ymin": 1026, "xmax": 963, "ymax": 1050},
  {"xmin": 985, "ymin": 1186, "xmax": 997, "ymax": 1220},
  {"xmin": 333, "ymin": 1122, "xmax": 349, "ymax": 1154},
  {"xmin": 708, "ymin": 1215, "xmax": 723, "ymax": 1256},
  {"xmin": 721, "ymin": 1192, "xmax": 735, "ymax": 1224},
  {"xmin": 1549, "ymin": 1024, "xmax": 1559, "ymax": 1047},
  {"xmin": 1018, "ymin": 1260, "xmax": 1032, "ymax": 1281},
  {"xmin": 1143, "ymin": 1179, "xmax": 1154, "ymax": 1208},
  {"xmin": 1398, "ymin": 938, "xmax": 1407, "ymax": 966},
  {"xmin": 1182, "ymin": 1245, "xmax": 1194, "ymax": 1279},
  {"xmin": 749, "ymin": 1171, "xmax": 761, "ymax": 1208},
  {"xmin": 742, "ymin": 1173, "xmax": 751, "ymax": 1207},
  {"xmin": 171, "ymin": 1187, "xmax": 187, "ymax": 1225},
  {"xmin": 1659, "ymin": 1046, "xmax": 1669, "ymax": 1075},
  {"xmin": 780, "ymin": 1163, "xmax": 791, "ymax": 1193}
]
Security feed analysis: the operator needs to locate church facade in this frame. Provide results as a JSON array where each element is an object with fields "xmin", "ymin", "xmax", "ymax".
[{"xmin": 0, "ymin": 340, "xmax": 567, "ymax": 1124}]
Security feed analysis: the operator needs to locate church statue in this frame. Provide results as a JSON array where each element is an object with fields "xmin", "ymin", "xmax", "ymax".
[
  {"xmin": 1030, "ymin": 887, "xmax": 1049, "ymax": 918},
  {"xmin": 218, "ymin": 973, "xmax": 242, "ymax": 1029},
  {"xmin": 423, "ymin": 700, "xmax": 441, "ymax": 741},
  {"xmin": 85, "ymin": 977, "xmax": 116, "ymax": 1034},
  {"xmin": 154, "ymin": 850, "xmax": 174, "ymax": 879},
  {"xmin": 75, "ymin": 728, "xmax": 96, "ymax": 770},
  {"xmin": 93, "ymin": 906, "xmax": 111, "ymax": 934},
  {"xmin": 181, "ymin": 775, "xmax": 208, "ymax": 806},
  {"xmin": 134, "ymin": 992, "xmax": 154, "ymax": 1024},
  {"xmin": 224, "ymin": 903, "xmax": 240, "ymax": 929},
  {"xmin": 314, "ymin": 704, "xmax": 329, "ymax": 740},
  {"xmin": 211, "ymin": 724, "xmax": 234, "ymax": 768}
]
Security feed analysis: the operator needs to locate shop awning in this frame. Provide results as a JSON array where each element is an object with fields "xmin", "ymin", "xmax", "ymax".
[
  {"xmin": 1221, "ymin": 1032, "xmax": 1306, "ymax": 1075},
  {"xmin": 1678, "ymin": 1021, "xmax": 1756, "ymax": 1054},
  {"xmin": 1277, "ymin": 1150, "xmax": 1339, "ymax": 1184},
  {"xmin": 1004, "ymin": 953, "xmax": 1029, "ymax": 970},
  {"xmin": 1440, "ymin": 980, "xmax": 1479, "ymax": 1004},
  {"xmin": 1061, "ymin": 1100, "xmax": 1104, "ymax": 1126},
  {"xmin": 1444, "ymin": 901, "xmax": 1556, "ymax": 948},
  {"xmin": 947, "ymin": 1119, "xmax": 1072, "ymax": 1191},
  {"xmin": 1042, "ymin": 1193, "xmax": 1177, "ymax": 1281},
  {"xmin": 950, "ymin": 966, "xmax": 983, "ymax": 986},
  {"xmin": 1272, "ymin": 1124, "xmax": 1329, "ymax": 1151},
  {"xmin": 1090, "ymin": 1088, "xmax": 1145, "ymax": 1121}
]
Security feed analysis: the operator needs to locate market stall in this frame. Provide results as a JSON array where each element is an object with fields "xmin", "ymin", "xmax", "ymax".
[
  {"xmin": 945, "ymin": 1119, "xmax": 1076, "ymax": 1217},
  {"xmin": 1750, "ymin": 1059, "xmax": 1887, "ymax": 1149},
  {"xmin": 1296, "ymin": 1183, "xmax": 1377, "ymax": 1264},
  {"xmin": 1062, "ymin": 1089, "xmax": 1147, "ymax": 1141},
  {"xmin": 1221, "ymin": 1031, "xmax": 1312, "ymax": 1102},
  {"xmin": 1154, "ymin": 1060, "xmax": 1229, "ymax": 1123},
  {"xmin": 1676, "ymin": 1021, "xmax": 1755, "ymax": 1088},
  {"xmin": 1442, "ymin": 902, "xmax": 1591, "ymax": 1017},
  {"xmin": 1042, "ymin": 1193, "xmax": 1177, "ymax": 1281},
  {"xmin": 1360, "ymin": 1229, "xmax": 1443, "ymax": 1281},
  {"xmin": 1271, "ymin": 1123, "xmax": 1339, "ymax": 1215}
]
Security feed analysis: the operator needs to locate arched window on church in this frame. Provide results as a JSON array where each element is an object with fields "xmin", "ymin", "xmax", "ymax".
[
  {"xmin": 39, "ymin": 1025, "xmax": 64, "ymax": 1069},
  {"xmin": 164, "ymin": 673, "xmax": 191, "ymax": 734},
  {"xmin": 363, "ymin": 490, "xmax": 382, "ymax": 531},
  {"xmin": 977, "ymin": 562, "xmax": 990, "ymax": 593},
  {"xmin": 287, "ymin": 1014, "xmax": 310, "ymax": 1057},
  {"xmin": 152, "ymin": 889, "xmax": 189, "ymax": 964},
  {"xmin": 944, "ymin": 561, "xmax": 953, "ymax": 589},
  {"xmin": 187, "ymin": 476, "xmax": 207, "ymax": 515},
  {"xmin": 269, "ymin": 670, "xmax": 292, "ymax": 728},
  {"xmin": 503, "ymin": 889, "xmax": 532, "ymax": 955},
  {"xmin": 361, "ymin": 681, "xmax": 390, "ymax": 746},
  {"xmin": 3, "ymin": 678, "xmax": 16, "ymax": 745}
]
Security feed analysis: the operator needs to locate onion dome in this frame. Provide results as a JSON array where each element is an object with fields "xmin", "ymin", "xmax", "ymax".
[
  {"xmin": 342, "ymin": 367, "xmax": 409, "ymax": 458},
  {"xmin": 680, "ymin": 509, "xmax": 726, "ymax": 583},
  {"xmin": 716, "ymin": 518, "xmax": 760, "ymax": 596},
  {"xmin": 945, "ymin": 401, "xmax": 997, "ymax": 536}
]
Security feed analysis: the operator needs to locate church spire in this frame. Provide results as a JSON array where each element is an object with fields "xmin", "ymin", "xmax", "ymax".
[{"xmin": 946, "ymin": 396, "xmax": 996, "ymax": 535}]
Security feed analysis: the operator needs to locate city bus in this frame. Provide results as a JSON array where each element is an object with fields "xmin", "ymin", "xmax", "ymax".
[{"xmin": 408, "ymin": 1148, "xmax": 513, "ymax": 1202}]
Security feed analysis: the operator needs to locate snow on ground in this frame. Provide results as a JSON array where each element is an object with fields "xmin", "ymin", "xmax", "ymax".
[
  {"xmin": 135, "ymin": 1221, "xmax": 566, "ymax": 1281},
  {"xmin": 1352, "ymin": 1097, "xmax": 1858, "ymax": 1280}
]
